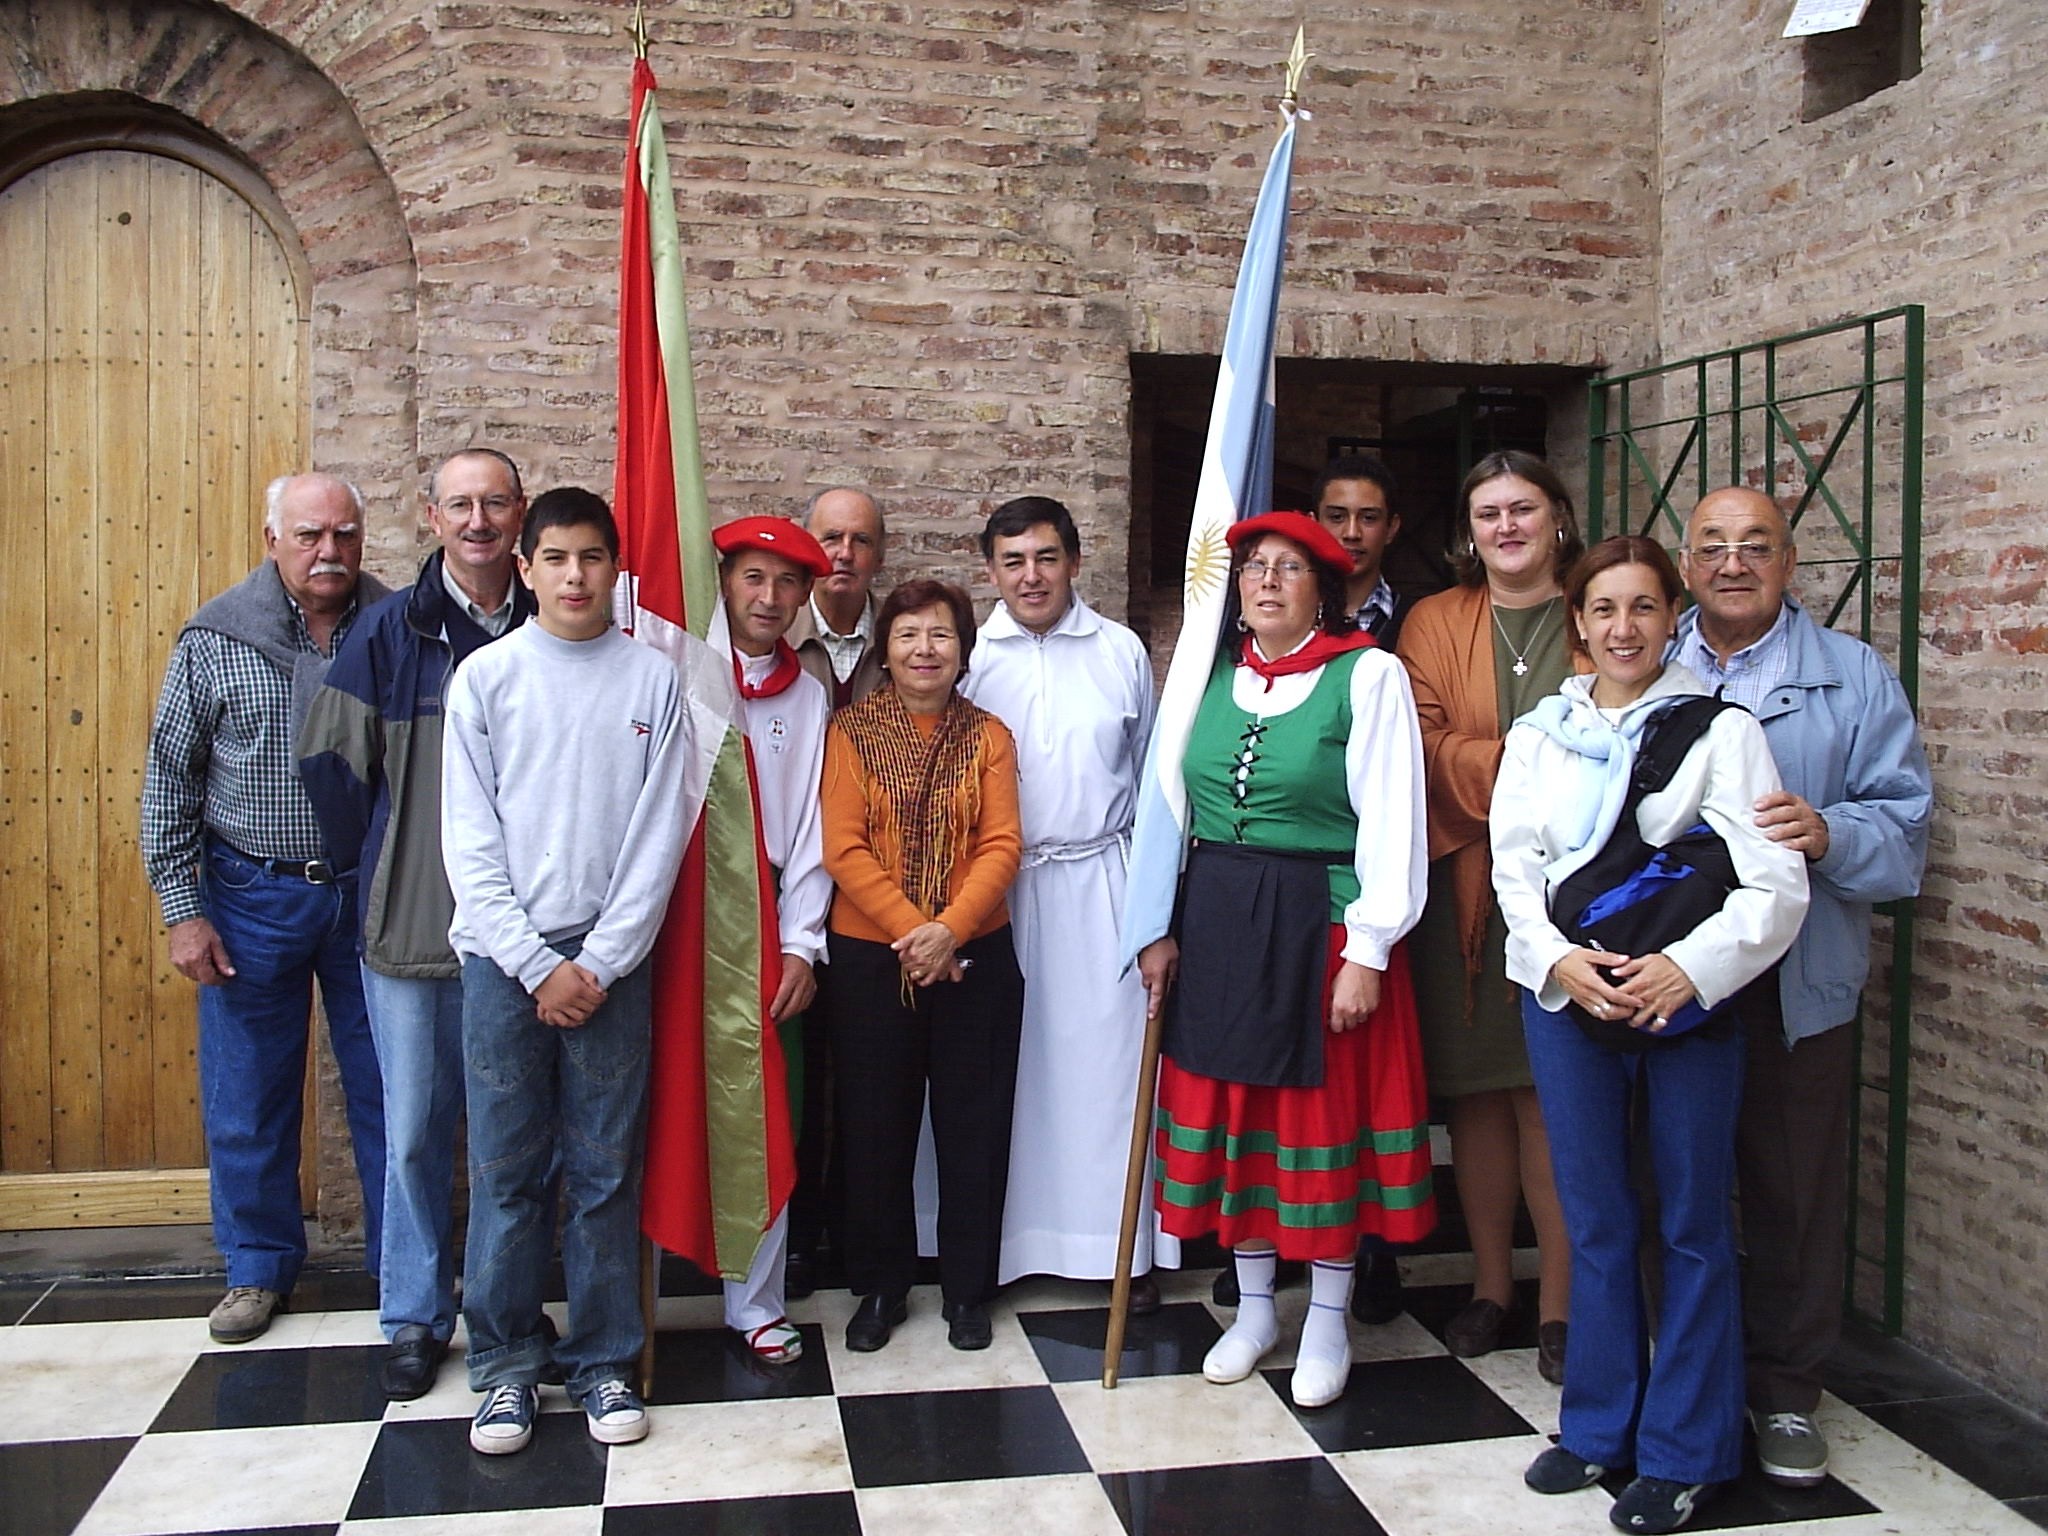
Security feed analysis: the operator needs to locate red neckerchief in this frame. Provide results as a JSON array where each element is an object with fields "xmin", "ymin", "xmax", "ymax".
[
  {"xmin": 1237, "ymin": 628, "xmax": 1376, "ymax": 691},
  {"xmin": 735, "ymin": 640, "xmax": 803, "ymax": 699}
]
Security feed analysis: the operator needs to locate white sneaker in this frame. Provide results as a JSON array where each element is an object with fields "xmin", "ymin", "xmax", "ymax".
[
  {"xmin": 1290, "ymin": 1354, "xmax": 1350, "ymax": 1408},
  {"xmin": 469, "ymin": 1383, "xmax": 537, "ymax": 1455},
  {"xmin": 1202, "ymin": 1322, "xmax": 1278, "ymax": 1384},
  {"xmin": 579, "ymin": 1378, "xmax": 648, "ymax": 1445}
]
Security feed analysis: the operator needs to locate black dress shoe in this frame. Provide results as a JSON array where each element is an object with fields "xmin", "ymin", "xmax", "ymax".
[
  {"xmin": 845, "ymin": 1292, "xmax": 907, "ymax": 1352},
  {"xmin": 380, "ymin": 1324, "xmax": 449, "ymax": 1401},
  {"xmin": 1126, "ymin": 1273, "xmax": 1161, "ymax": 1317},
  {"xmin": 1211, "ymin": 1259, "xmax": 1304, "ymax": 1308},
  {"xmin": 942, "ymin": 1300, "xmax": 992, "ymax": 1351},
  {"xmin": 1349, "ymin": 1249, "xmax": 1407, "ymax": 1326},
  {"xmin": 1444, "ymin": 1297, "xmax": 1510, "ymax": 1358},
  {"xmin": 785, "ymin": 1251, "xmax": 817, "ymax": 1302}
]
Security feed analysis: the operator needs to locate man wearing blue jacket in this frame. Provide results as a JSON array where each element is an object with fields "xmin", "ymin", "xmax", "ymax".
[
  {"xmin": 1675, "ymin": 486, "xmax": 1932, "ymax": 1489},
  {"xmin": 298, "ymin": 449, "xmax": 533, "ymax": 1399}
]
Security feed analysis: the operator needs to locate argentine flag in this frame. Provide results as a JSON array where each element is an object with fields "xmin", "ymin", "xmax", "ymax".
[{"xmin": 1119, "ymin": 105, "xmax": 1300, "ymax": 970}]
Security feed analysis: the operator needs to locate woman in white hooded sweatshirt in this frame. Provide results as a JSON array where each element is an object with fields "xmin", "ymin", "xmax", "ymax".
[{"xmin": 1490, "ymin": 536, "xmax": 1808, "ymax": 1536}]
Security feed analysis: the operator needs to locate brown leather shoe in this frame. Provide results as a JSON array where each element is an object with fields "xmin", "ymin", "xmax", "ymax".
[
  {"xmin": 1538, "ymin": 1320, "xmax": 1567, "ymax": 1385},
  {"xmin": 1444, "ymin": 1297, "xmax": 1509, "ymax": 1358},
  {"xmin": 1126, "ymin": 1273, "xmax": 1161, "ymax": 1317}
]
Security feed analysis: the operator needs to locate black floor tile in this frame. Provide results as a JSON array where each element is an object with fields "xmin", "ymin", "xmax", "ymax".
[
  {"xmin": 188, "ymin": 1528, "xmax": 338, "ymax": 1535},
  {"xmin": 1101, "ymin": 1457, "xmax": 1389, "ymax": 1536},
  {"xmin": 1403, "ymin": 1279, "xmax": 1542, "ymax": 1354},
  {"xmin": 1861, "ymin": 1393, "xmax": 2048, "ymax": 1500},
  {"xmin": 838, "ymin": 1384, "xmax": 1091, "ymax": 1487},
  {"xmin": 24, "ymin": 1276, "xmax": 221, "ymax": 1324},
  {"xmin": 2009, "ymin": 1493, "xmax": 2048, "ymax": 1531},
  {"xmin": 1266, "ymin": 1355, "xmax": 1533, "ymax": 1452},
  {"xmin": 605, "ymin": 1491, "xmax": 863, "ymax": 1535},
  {"xmin": 1820, "ymin": 1323, "xmax": 1982, "ymax": 1406},
  {"xmin": 150, "ymin": 1344, "xmax": 389, "ymax": 1432},
  {"xmin": 0, "ymin": 1438, "xmax": 134, "ymax": 1536},
  {"xmin": 1593, "ymin": 1464, "xmax": 1875, "ymax": 1530},
  {"xmin": 0, "ymin": 1281, "xmax": 51, "ymax": 1325},
  {"xmin": 1018, "ymin": 1301, "xmax": 1222, "ymax": 1383},
  {"xmin": 345, "ymin": 1415, "xmax": 610, "ymax": 1519},
  {"xmin": 645, "ymin": 1323, "xmax": 834, "ymax": 1404}
]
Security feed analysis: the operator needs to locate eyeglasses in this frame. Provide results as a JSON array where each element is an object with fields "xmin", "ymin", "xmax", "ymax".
[
  {"xmin": 1238, "ymin": 558, "xmax": 1313, "ymax": 583},
  {"xmin": 440, "ymin": 495, "xmax": 521, "ymax": 518},
  {"xmin": 1688, "ymin": 541, "xmax": 1781, "ymax": 568}
]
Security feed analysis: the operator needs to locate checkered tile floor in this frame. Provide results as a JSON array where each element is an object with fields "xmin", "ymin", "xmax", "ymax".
[{"xmin": 4, "ymin": 1258, "xmax": 2045, "ymax": 1536}]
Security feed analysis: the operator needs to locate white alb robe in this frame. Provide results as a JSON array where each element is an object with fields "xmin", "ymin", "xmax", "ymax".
[{"xmin": 958, "ymin": 594, "xmax": 1179, "ymax": 1281}]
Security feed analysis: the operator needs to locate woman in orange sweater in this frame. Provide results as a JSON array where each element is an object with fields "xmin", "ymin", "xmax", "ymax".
[{"xmin": 822, "ymin": 578, "xmax": 1024, "ymax": 1355}]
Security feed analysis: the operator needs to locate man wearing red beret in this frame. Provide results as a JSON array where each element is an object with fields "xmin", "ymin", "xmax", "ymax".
[{"xmin": 709, "ymin": 514, "xmax": 837, "ymax": 1362}]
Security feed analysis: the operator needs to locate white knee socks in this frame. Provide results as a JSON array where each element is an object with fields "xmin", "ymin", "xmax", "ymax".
[{"xmin": 1203, "ymin": 1248, "xmax": 1279, "ymax": 1384}]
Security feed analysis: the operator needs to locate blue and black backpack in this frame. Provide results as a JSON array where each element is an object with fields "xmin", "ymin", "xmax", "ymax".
[{"xmin": 1548, "ymin": 695, "xmax": 1744, "ymax": 1052}]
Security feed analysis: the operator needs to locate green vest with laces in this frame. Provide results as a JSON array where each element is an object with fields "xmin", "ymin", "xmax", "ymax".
[{"xmin": 1184, "ymin": 650, "xmax": 1363, "ymax": 924}]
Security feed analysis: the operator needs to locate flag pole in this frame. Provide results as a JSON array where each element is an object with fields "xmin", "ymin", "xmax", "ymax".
[
  {"xmin": 630, "ymin": 0, "xmax": 658, "ymax": 1402},
  {"xmin": 1102, "ymin": 27, "xmax": 1310, "ymax": 1390}
]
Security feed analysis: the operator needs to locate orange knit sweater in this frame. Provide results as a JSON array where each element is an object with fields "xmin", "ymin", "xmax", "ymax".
[{"xmin": 821, "ymin": 709, "xmax": 1021, "ymax": 945}]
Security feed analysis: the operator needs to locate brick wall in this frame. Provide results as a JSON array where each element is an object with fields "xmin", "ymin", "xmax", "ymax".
[{"xmin": 1659, "ymin": 0, "xmax": 2048, "ymax": 1416}]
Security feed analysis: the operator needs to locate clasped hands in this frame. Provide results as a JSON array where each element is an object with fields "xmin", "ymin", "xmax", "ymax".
[
  {"xmin": 535, "ymin": 959, "xmax": 607, "ymax": 1028},
  {"xmin": 1551, "ymin": 947, "xmax": 1697, "ymax": 1032},
  {"xmin": 893, "ymin": 920, "xmax": 964, "ymax": 987}
]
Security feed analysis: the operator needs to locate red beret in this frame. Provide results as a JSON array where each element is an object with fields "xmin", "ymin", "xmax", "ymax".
[
  {"xmin": 1225, "ymin": 511, "xmax": 1353, "ymax": 578},
  {"xmin": 711, "ymin": 515, "xmax": 832, "ymax": 579}
]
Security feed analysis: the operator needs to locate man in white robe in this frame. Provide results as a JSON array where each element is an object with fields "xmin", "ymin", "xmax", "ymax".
[
  {"xmin": 711, "ymin": 515, "xmax": 835, "ymax": 1361},
  {"xmin": 961, "ymin": 496, "xmax": 1175, "ymax": 1307}
]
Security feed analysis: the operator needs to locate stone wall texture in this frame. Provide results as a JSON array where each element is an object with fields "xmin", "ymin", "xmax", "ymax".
[
  {"xmin": 1659, "ymin": 0, "xmax": 2048, "ymax": 1419},
  {"xmin": 4, "ymin": 0, "xmax": 2043, "ymax": 1417}
]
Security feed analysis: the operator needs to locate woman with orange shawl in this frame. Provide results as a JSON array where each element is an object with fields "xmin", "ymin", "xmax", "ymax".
[
  {"xmin": 1396, "ymin": 450, "xmax": 1586, "ymax": 1384},
  {"xmin": 822, "ymin": 579, "xmax": 1024, "ymax": 1356}
]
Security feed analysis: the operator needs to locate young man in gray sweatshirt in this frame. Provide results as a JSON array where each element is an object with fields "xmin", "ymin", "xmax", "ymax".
[{"xmin": 441, "ymin": 487, "xmax": 698, "ymax": 1456}]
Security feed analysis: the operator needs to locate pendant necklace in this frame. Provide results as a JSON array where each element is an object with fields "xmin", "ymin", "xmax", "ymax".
[{"xmin": 1491, "ymin": 597, "xmax": 1559, "ymax": 678}]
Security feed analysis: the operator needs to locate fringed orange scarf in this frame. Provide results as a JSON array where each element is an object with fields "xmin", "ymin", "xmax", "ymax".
[{"xmin": 834, "ymin": 685, "xmax": 991, "ymax": 921}]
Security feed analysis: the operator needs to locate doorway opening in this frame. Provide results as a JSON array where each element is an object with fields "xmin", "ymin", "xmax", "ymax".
[{"xmin": 1127, "ymin": 356, "xmax": 1595, "ymax": 657}]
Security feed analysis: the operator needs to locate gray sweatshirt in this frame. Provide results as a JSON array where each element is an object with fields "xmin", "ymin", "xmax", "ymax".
[{"xmin": 442, "ymin": 622, "xmax": 695, "ymax": 992}]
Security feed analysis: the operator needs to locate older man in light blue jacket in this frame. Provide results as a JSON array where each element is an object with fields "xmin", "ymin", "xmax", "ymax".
[{"xmin": 1674, "ymin": 486, "xmax": 1932, "ymax": 1492}]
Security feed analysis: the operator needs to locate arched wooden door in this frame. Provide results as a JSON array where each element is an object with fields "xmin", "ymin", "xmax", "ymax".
[{"xmin": 0, "ymin": 142, "xmax": 307, "ymax": 1227}]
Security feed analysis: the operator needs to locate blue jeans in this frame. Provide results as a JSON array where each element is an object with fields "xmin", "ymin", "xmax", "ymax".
[
  {"xmin": 1522, "ymin": 990, "xmax": 1746, "ymax": 1485},
  {"xmin": 199, "ymin": 841, "xmax": 386, "ymax": 1293},
  {"xmin": 361, "ymin": 968, "xmax": 466, "ymax": 1343},
  {"xmin": 460, "ymin": 947, "xmax": 651, "ymax": 1397}
]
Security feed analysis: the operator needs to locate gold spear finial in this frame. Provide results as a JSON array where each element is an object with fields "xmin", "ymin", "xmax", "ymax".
[
  {"xmin": 1280, "ymin": 26, "xmax": 1312, "ymax": 113},
  {"xmin": 629, "ymin": 0, "xmax": 651, "ymax": 60}
]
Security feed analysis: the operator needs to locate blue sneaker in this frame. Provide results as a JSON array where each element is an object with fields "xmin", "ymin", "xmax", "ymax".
[
  {"xmin": 579, "ymin": 1378, "xmax": 648, "ymax": 1445},
  {"xmin": 469, "ymin": 1383, "xmax": 538, "ymax": 1455}
]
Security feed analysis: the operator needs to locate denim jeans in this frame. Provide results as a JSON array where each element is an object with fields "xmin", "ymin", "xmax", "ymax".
[
  {"xmin": 460, "ymin": 947, "xmax": 651, "ymax": 1397},
  {"xmin": 199, "ymin": 841, "xmax": 386, "ymax": 1293},
  {"xmin": 1522, "ymin": 989, "xmax": 1746, "ymax": 1485},
  {"xmin": 361, "ymin": 968, "xmax": 466, "ymax": 1342}
]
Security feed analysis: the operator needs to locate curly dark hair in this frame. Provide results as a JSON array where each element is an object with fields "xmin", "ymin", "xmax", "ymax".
[
  {"xmin": 875, "ymin": 578, "xmax": 978, "ymax": 679},
  {"xmin": 1224, "ymin": 529, "xmax": 1360, "ymax": 639}
]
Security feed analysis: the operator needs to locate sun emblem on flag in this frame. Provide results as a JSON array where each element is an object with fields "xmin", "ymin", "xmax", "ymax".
[{"xmin": 1185, "ymin": 524, "xmax": 1230, "ymax": 603}]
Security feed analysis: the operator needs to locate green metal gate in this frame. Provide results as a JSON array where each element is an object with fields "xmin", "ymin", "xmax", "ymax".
[{"xmin": 1585, "ymin": 305, "xmax": 1926, "ymax": 1336}]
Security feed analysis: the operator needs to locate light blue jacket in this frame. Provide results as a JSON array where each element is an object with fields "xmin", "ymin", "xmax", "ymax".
[{"xmin": 1675, "ymin": 600, "xmax": 1931, "ymax": 1044}]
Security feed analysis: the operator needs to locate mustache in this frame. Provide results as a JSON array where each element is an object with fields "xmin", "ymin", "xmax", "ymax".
[{"xmin": 310, "ymin": 560, "xmax": 352, "ymax": 577}]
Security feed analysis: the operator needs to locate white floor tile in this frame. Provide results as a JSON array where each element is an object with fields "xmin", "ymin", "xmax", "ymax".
[
  {"xmin": 1052, "ymin": 1371, "xmax": 1321, "ymax": 1474},
  {"xmin": 75, "ymin": 1420, "xmax": 381, "ymax": 1536},
  {"xmin": 604, "ymin": 1396, "xmax": 852, "ymax": 1505},
  {"xmin": 857, "ymin": 1472, "xmax": 1127, "ymax": 1536}
]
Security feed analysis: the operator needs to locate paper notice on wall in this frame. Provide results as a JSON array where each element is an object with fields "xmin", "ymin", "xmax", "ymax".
[{"xmin": 1784, "ymin": 0, "xmax": 1875, "ymax": 37}]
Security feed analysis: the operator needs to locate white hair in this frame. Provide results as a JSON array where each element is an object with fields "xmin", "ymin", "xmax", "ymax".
[{"xmin": 265, "ymin": 473, "xmax": 367, "ymax": 536}]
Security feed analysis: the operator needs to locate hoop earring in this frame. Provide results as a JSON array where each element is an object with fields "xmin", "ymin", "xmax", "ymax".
[{"xmin": 1234, "ymin": 615, "xmax": 1249, "ymax": 633}]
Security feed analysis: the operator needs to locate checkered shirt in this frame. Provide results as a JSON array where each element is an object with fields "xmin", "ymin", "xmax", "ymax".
[
  {"xmin": 141, "ymin": 603, "xmax": 361, "ymax": 928},
  {"xmin": 1672, "ymin": 601, "xmax": 1793, "ymax": 714}
]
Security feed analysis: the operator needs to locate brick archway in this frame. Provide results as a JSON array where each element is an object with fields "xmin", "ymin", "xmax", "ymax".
[{"xmin": 0, "ymin": 0, "xmax": 419, "ymax": 569}]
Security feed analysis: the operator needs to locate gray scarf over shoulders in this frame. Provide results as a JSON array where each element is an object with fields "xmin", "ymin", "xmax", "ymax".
[{"xmin": 184, "ymin": 559, "xmax": 391, "ymax": 747}]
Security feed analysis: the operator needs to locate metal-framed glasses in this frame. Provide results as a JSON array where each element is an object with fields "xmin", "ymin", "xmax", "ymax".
[
  {"xmin": 440, "ymin": 494, "xmax": 521, "ymax": 518},
  {"xmin": 1238, "ymin": 558, "xmax": 1313, "ymax": 583},
  {"xmin": 1688, "ymin": 540, "xmax": 1781, "ymax": 568}
]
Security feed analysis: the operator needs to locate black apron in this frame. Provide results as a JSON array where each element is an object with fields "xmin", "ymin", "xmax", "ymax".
[{"xmin": 1163, "ymin": 839, "xmax": 1348, "ymax": 1089}]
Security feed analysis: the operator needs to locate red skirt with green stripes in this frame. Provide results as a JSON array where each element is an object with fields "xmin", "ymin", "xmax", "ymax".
[{"xmin": 1154, "ymin": 930, "xmax": 1437, "ymax": 1260}]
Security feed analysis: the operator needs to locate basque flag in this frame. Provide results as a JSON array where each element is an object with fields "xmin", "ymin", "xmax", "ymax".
[
  {"xmin": 1119, "ymin": 106, "xmax": 1300, "ymax": 969},
  {"xmin": 615, "ymin": 56, "xmax": 795, "ymax": 1281}
]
